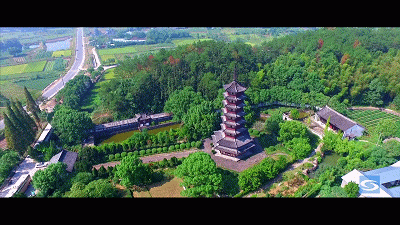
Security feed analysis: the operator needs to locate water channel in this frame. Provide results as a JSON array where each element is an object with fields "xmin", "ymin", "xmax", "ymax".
[{"xmin": 101, "ymin": 123, "xmax": 182, "ymax": 144}]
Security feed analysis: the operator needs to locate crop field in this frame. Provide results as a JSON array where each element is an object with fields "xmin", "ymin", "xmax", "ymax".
[
  {"xmin": 97, "ymin": 43, "xmax": 175, "ymax": 64},
  {"xmin": 0, "ymin": 60, "xmax": 47, "ymax": 76},
  {"xmin": 172, "ymin": 38, "xmax": 212, "ymax": 46},
  {"xmin": 52, "ymin": 50, "xmax": 72, "ymax": 57},
  {"xmin": 344, "ymin": 109, "xmax": 400, "ymax": 131}
]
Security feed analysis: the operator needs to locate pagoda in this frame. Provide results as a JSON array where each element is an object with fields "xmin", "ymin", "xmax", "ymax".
[{"xmin": 211, "ymin": 76, "xmax": 256, "ymax": 160}]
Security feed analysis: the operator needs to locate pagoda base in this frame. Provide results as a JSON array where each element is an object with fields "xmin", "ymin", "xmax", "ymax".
[
  {"xmin": 213, "ymin": 146, "xmax": 255, "ymax": 161},
  {"xmin": 214, "ymin": 149, "xmax": 241, "ymax": 161}
]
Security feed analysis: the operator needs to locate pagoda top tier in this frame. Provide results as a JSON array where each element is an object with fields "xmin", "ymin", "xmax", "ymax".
[{"xmin": 223, "ymin": 80, "xmax": 247, "ymax": 94}]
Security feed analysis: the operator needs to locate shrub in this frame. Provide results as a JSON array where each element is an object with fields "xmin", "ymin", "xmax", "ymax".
[
  {"xmin": 139, "ymin": 150, "xmax": 146, "ymax": 156},
  {"xmin": 175, "ymin": 144, "xmax": 180, "ymax": 150},
  {"xmin": 108, "ymin": 154, "xmax": 114, "ymax": 161},
  {"xmin": 191, "ymin": 141, "xmax": 196, "ymax": 147},
  {"xmin": 186, "ymin": 142, "xmax": 191, "ymax": 149},
  {"xmin": 163, "ymin": 147, "xmax": 168, "ymax": 152},
  {"xmin": 180, "ymin": 143, "xmax": 186, "ymax": 150},
  {"xmin": 195, "ymin": 141, "xmax": 202, "ymax": 148},
  {"xmin": 127, "ymin": 152, "xmax": 133, "ymax": 157},
  {"xmin": 133, "ymin": 151, "xmax": 139, "ymax": 156},
  {"xmin": 146, "ymin": 149, "xmax": 152, "ymax": 155},
  {"xmin": 115, "ymin": 153, "xmax": 121, "ymax": 159},
  {"xmin": 152, "ymin": 148, "xmax": 157, "ymax": 154},
  {"xmin": 121, "ymin": 152, "xmax": 127, "ymax": 158},
  {"xmin": 169, "ymin": 145, "xmax": 175, "ymax": 151}
]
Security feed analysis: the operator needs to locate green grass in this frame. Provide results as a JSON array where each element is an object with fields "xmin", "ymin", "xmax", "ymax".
[
  {"xmin": 0, "ymin": 60, "xmax": 47, "ymax": 75},
  {"xmin": 52, "ymin": 50, "xmax": 72, "ymax": 57},
  {"xmin": 97, "ymin": 43, "xmax": 175, "ymax": 64}
]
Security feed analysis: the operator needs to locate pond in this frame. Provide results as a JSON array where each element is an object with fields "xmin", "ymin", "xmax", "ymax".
[
  {"xmin": 29, "ymin": 38, "xmax": 71, "ymax": 51},
  {"xmin": 101, "ymin": 123, "xmax": 182, "ymax": 144},
  {"xmin": 308, "ymin": 151, "xmax": 341, "ymax": 179},
  {"xmin": 46, "ymin": 38, "xmax": 71, "ymax": 51}
]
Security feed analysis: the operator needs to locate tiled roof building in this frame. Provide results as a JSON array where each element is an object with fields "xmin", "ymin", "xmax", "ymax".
[{"xmin": 211, "ymin": 79, "xmax": 256, "ymax": 160}]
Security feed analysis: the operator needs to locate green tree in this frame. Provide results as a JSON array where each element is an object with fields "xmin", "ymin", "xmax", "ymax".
[
  {"xmin": 264, "ymin": 110, "xmax": 283, "ymax": 135},
  {"xmin": 115, "ymin": 155, "xmax": 153, "ymax": 188},
  {"xmin": 23, "ymin": 86, "xmax": 41, "ymax": 120},
  {"xmin": 51, "ymin": 106, "xmax": 94, "ymax": 145},
  {"xmin": 198, "ymin": 72, "xmax": 220, "ymax": 100},
  {"xmin": 181, "ymin": 101, "xmax": 219, "ymax": 141},
  {"xmin": 277, "ymin": 120, "xmax": 308, "ymax": 143},
  {"xmin": 344, "ymin": 181, "xmax": 359, "ymax": 198},
  {"xmin": 32, "ymin": 162, "xmax": 69, "ymax": 197},
  {"xmin": 175, "ymin": 152, "xmax": 222, "ymax": 197},
  {"xmin": 285, "ymin": 137, "xmax": 312, "ymax": 160},
  {"xmin": 66, "ymin": 179, "xmax": 120, "ymax": 198},
  {"xmin": 163, "ymin": 86, "xmax": 205, "ymax": 122}
]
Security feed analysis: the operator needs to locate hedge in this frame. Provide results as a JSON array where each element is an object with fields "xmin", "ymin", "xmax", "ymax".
[{"xmin": 105, "ymin": 140, "xmax": 201, "ymax": 162}]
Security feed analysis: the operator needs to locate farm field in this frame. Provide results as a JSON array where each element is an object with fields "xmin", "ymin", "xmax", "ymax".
[
  {"xmin": 97, "ymin": 43, "xmax": 175, "ymax": 64},
  {"xmin": 52, "ymin": 50, "xmax": 72, "ymax": 57},
  {"xmin": 0, "ymin": 60, "xmax": 47, "ymax": 76},
  {"xmin": 344, "ymin": 109, "xmax": 400, "ymax": 131},
  {"xmin": 172, "ymin": 38, "xmax": 212, "ymax": 46}
]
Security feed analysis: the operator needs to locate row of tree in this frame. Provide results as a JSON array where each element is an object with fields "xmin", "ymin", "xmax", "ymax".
[{"xmin": 3, "ymin": 87, "xmax": 41, "ymax": 155}]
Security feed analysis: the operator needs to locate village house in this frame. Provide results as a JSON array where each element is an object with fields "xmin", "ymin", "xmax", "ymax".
[{"xmin": 314, "ymin": 105, "xmax": 365, "ymax": 140}]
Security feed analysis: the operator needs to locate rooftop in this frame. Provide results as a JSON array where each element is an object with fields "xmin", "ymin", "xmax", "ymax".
[
  {"xmin": 317, "ymin": 105, "xmax": 362, "ymax": 131},
  {"xmin": 223, "ymin": 80, "xmax": 247, "ymax": 93}
]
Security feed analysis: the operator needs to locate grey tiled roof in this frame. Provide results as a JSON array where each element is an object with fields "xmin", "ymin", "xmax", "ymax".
[
  {"xmin": 316, "ymin": 105, "xmax": 358, "ymax": 131},
  {"xmin": 223, "ymin": 80, "xmax": 247, "ymax": 93},
  {"xmin": 49, "ymin": 150, "xmax": 78, "ymax": 173}
]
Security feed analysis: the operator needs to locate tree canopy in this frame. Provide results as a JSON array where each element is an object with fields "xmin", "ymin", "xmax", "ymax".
[
  {"xmin": 51, "ymin": 105, "xmax": 94, "ymax": 145},
  {"xmin": 175, "ymin": 152, "xmax": 222, "ymax": 197}
]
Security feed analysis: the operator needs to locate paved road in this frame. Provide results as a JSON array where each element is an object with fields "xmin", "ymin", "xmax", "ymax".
[{"xmin": 42, "ymin": 27, "xmax": 85, "ymax": 100}]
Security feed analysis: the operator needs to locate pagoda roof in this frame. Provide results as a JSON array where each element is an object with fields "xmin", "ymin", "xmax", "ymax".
[
  {"xmin": 224, "ymin": 92, "xmax": 246, "ymax": 101},
  {"xmin": 223, "ymin": 100, "xmax": 245, "ymax": 109},
  {"xmin": 213, "ymin": 130, "xmax": 255, "ymax": 152},
  {"xmin": 223, "ymin": 80, "xmax": 247, "ymax": 93}
]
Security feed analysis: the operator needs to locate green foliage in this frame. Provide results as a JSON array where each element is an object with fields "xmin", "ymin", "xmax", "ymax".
[
  {"xmin": 115, "ymin": 155, "xmax": 153, "ymax": 188},
  {"xmin": 56, "ymin": 75, "xmax": 92, "ymax": 110},
  {"xmin": 181, "ymin": 101, "xmax": 219, "ymax": 141},
  {"xmin": 32, "ymin": 162, "xmax": 69, "ymax": 197},
  {"xmin": 66, "ymin": 179, "xmax": 120, "ymax": 198},
  {"xmin": 277, "ymin": 120, "xmax": 308, "ymax": 143},
  {"xmin": 344, "ymin": 181, "xmax": 359, "ymax": 198},
  {"xmin": 163, "ymin": 86, "xmax": 205, "ymax": 122},
  {"xmin": 264, "ymin": 110, "xmax": 283, "ymax": 135},
  {"xmin": 0, "ymin": 151, "xmax": 20, "ymax": 183},
  {"xmin": 238, "ymin": 156, "xmax": 288, "ymax": 193},
  {"xmin": 175, "ymin": 152, "xmax": 222, "ymax": 197},
  {"xmin": 52, "ymin": 106, "xmax": 94, "ymax": 145}
]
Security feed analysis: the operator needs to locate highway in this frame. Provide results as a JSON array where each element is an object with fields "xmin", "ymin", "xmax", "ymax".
[{"xmin": 42, "ymin": 27, "xmax": 85, "ymax": 99}]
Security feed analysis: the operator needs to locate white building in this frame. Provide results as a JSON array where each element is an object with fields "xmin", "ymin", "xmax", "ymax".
[{"xmin": 341, "ymin": 161, "xmax": 400, "ymax": 197}]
